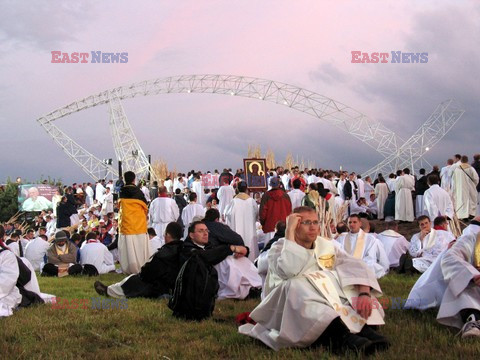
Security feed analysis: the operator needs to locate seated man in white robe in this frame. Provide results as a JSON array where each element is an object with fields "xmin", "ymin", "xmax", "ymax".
[
  {"xmin": 239, "ymin": 207, "xmax": 389, "ymax": 355},
  {"xmin": 335, "ymin": 215, "xmax": 389, "ymax": 278},
  {"xmin": 204, "ymin": 208, "xmax": 262, "ymax": 300},
  {"xmin": 377, "ymin": 221, "xmax": 410, "ymax": 268},
  {"xmin": 148, "ymin": 227, "xmax": 164, "ymax": 256},
  {"xmin": 437, "ymin": 217, "xmax": 480, "ymax": 337},
  {"xmin": 406, "ymin": 215, "xmax": 453, "ymax": 273},
  {"xmin": 24, "ymin": 234, "xmax": 51, "ymax": 271},
  {"xmin": 80, "ymin": 232, "xmax": 116, "ymax": 275}
]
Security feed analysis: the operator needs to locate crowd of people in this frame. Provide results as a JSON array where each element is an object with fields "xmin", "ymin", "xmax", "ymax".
[{"xmin": 1, "ymin": 152, "xmax": 480, "ymax": 355}]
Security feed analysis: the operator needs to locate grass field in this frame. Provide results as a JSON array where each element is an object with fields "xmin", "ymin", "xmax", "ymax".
[
  {"xmin": 0, "ymin": 271, "xmax": 479, "ymax": 359},
  {"xmin": 1, "ymin": 222, "xmax": 478, "ymax": 359}
]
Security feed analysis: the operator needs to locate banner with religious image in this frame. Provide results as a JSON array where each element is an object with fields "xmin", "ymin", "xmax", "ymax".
[
  {"xmin": 18, "ymin": 184, "xmax": 59, "ymax": 212},
  {"xmin": 243, "ymin": 158, "xmax": 267, "ymax": 191}
]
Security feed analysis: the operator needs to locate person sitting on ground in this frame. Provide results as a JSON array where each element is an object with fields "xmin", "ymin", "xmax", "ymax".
[
  {"xmin": 239, "ymin": 207, "xmax": 389, "ymax": 355},
  {"xmin": 42, "ymin": 231, "xmax": 83, "ymax": 277},
  {"xmin": 376, "ymin": 221, "xmax": 410, "ymax": 269},
  {"xmin": 203, "ymin": 208, "xmax": 262, "ymax": 300},
  {"xmin": 24, "ymin": 233, "xmax": 50, "ymax": 271},
  {"xmin": 400, "ymin": 215, "xmax": 453, "ymax": 274},
  {"xmin": 335, "ymin": 214, "xmax": 389, "ymax": 278},
  {"xmin": 79, "ymin": 231, "xmax": 115, "ymax": 275},
  {"xmin": 148, "ymin": 227, "xmax": 163, "ymax": 256},
  {"xmin": 94, "ymin": 221, "xmax": 240, "ymax": 299}
]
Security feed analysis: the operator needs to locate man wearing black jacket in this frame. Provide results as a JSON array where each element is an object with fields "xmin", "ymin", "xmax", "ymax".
[
  {"xmin": 203, "ymin": 209, "xmax": 262, "ymax": 299},
  {"xmin": 94, "ymin": 221, "xmax": 245, "ymax": 299}
]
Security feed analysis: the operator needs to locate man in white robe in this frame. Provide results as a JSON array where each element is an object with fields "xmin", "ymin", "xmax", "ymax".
[
  {"xmin": 148, "ymin": 228, "xmax": 164, "ymax": 256},
  {"xmin": 239, "ymin": 207, "xmax": 388, "ymax": 354},
  {"xmin": 80, "ymin": 232, "xmax": 115, "ymax": 274},
  {"xmin": 452, "ymin": 155, "xmax": 479, "ymax": 220},
  {"xmin": 181, "ymin": 192, "xmax": 205, "ymax": 239},
  {"xmin": 423, "ymin": 174, "xmax": 454, "ymax": 222},
  {"xmin": 217, "ymin": 181, "xmax": 235, "ymax": 222},
  {"xmin": 148, "ymin": 186, "xmax": 179, "ymax": 242},
  {"xmin": 24, "ymin": 234, "xmax": 50, "ymax": 271},
  {"xmin": 95, "ymin": 180, "xmax": 106, "ymax": 204},
  {"xmin": 335, "ymin": 215, "xmax": 389, "ymax": 278},
  {"xmin": 191, "ymin": 175, "xmax": 205, "ymax": 207},
  {"xmin": 376, "ymin": 221, "xmax": 409, "ymax": 268},
  {"xmin": 0, "ymin": 244, "xmax": 22, "ymax": 317},
  {"xmin": 437, "ymin": 217, "xmax": 480, "ymax": 337},
  {"xmin": 375, "ymin": 180, "xmax": 389, "ymax": 220},
  {"xmin": 408, "ymin": 215, "xmax": 453, "ymax": 273},
  {"xmin": 395, "ymin": 169, "xmax": 415, "ymax": 222},
  {"xmin": 440, "ymin": 159, "xmax": 454, "ymax": 193},
  {"xmin": 287, "ymin": 178, "xmax": 305, "ymax": 210},
  {"xmin": 85, "ymin": 183, "xmax": 94, "ymax": 207},
  {"xmin": 224, "ymin": 181, "xmax": 259, "ymax": 262},
  {"xmin": 101, "ymin": 187, "xmax": 114, "ymax": 215}
]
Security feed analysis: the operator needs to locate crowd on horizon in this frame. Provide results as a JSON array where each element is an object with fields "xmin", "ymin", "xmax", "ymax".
[{"xmin": 1, "ymin": 152, "xmax": 480, "ymax": 355}]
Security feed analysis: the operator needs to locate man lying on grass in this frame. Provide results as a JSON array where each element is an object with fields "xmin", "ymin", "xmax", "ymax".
[{"xmin": 239, "ymin": 206, "xmax": 389, "ymax": 355}]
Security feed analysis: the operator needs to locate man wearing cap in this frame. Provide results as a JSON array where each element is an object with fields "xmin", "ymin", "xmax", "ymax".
[
  {"xmin": 42, "ymin": 231, "xmax": 82, "ymax": 277},
  {"xmin": 259, "ymin": 176, "xmax": 292, "ymax": 242}
]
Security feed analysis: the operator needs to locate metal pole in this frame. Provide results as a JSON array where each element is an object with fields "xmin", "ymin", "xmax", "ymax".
[
  {"xmin": 118, "ymin": 160, "xmax": 123, "ymax": 178},
  {"xmin": 147, "ymin": 155, "xmax": 151, "ymax": 182}
]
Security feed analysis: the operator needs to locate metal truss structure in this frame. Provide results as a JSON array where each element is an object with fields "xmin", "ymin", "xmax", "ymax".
[
  {"xmin": 37, "ymin": 74, "xmax": 462, "ymax": 181},
  {"xmin": 363, "ymin": 99, "xmax": 465, "ymax": 179}
]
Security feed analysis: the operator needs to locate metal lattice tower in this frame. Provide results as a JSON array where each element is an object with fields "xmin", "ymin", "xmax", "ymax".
[
  {"xmin": 363, "ymin": 99, "xmax": 465, "ymax": 178},
  {"xmin": 37, "ymin": 74, "xmax": 462, "ymax": 181}
]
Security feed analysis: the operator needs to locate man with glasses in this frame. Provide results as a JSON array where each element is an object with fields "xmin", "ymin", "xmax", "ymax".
[{"xmin": 239, "ymin": 206, "xmax": 388, "ymax": 355}]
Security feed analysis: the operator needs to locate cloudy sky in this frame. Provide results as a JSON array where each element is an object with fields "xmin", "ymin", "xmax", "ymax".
[{"xmin": 1, "ymin": 0, "xmax": 478, "ymax": 183}]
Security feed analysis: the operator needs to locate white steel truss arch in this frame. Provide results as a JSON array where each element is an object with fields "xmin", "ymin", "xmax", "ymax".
[
  {"xmin": 37, "ymin": 74, "xmax": 461, "ymax": 181},
  {"xmin": 363, "ymin": 99, "xmax": 465, "ymax": 178}
]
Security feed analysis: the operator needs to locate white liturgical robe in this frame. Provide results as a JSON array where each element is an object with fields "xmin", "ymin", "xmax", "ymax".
[
  {"xmin": 0, "ymin": 249, "xmax": 22, "ymax": 317},
  {"xmin": 335, "ymin": 231, "xmax": 390, "ymax": 278},
  {"xmin": 437, "ymin": 226, "xmax": 480, "ymax": 328},
  {"xmin": 288, "ymin": 189, "xmax": 305, "ymax": 210},
  {"xmin": 376, "ymin": 230, "xmax": 409, "ymax": 268},
  {"xmin": 217, "ymin": 185, "xmax": 235, "ymax": 220},
  {"xmin": 239, "ymin": 237, "xmax": 385, "ymax": 350},
  {"xmin": 423, "ymin": 184, "xmax": 454, "ymax": 222},
  {"xmin": 375, "ymin": 183, "xmax": 389, "ymax": 220},
  {"xmin": 224, "ymin": 194, "xmax": 259, "ymax": 261},
  {"xmin": 181, "ymin": 203, "xmax": 205, "ymax": 238},
  {"xmin": 215, "ymin": 256, "xmax": 262, "ymax": 300},
  {"xmin": 24, "ymin": 237, "xmax": 50, "ymax": 271},
  {"xmin": 148, "ymin": 197, "xmax": 179, "ymax": 240},
  {"xmin": 452, "ymin": 164, "xmax": 479, "ymax": 219},
  {"xmin": 80, "ymin": 241, "xmax": 115, "ymax": 274},
  {"xmin": 409, "ymin": 229, "xmax": 453, "ymax": 273},
  {"xmin": 395, "ymin": 175, "xmax": 415, "ymax": 222}
]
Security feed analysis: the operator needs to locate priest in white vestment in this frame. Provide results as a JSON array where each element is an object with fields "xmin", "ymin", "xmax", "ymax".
[
  {"xmin": 376, "ymin": 221, "xmax": 409, "ymax": 268},
  {"xmin": 95, "ymin": 180, "xmax": 106, "ymax": 204},
  {"xmin": 423, "ymin": 174, "xmax": 454, "ymax": 221},
  {"xmin": 181, "ymin": 192, "xmax": 205, "ymax": 239},
  {"xmin": 80, "ymin": 232, "xmax": 115, "ymax": 274},
  {"xmin": 148, "ymin": 186, "xmax": 179, "ymax": 242},
  {"xmin": 101, "ymin": 187, "xmax": 114, "ymax": 215},
  {"xmin": 437, "ymin": 218, "xmax": 480, "ymax": 337},
  {"xmin": 408, "ymin": 215, "xmax": 453, "ymax": 273},
  {"xmin": 148, "ymin": 228, "xmax": 164, "ymax": 255},
  {"xmin": 288, "ymin": 179, "xmax": 305, "ymax": 209},
  {"xmin": 374, "ymin": 180, "xmax": 389, "ymax": 220},
  {"xmin": 452, "ymin": 156, "xmax": 479, "ymax": 220},
  {"xmin": 335, "ymin": 215, "xmax": 389, "ymax": 278},
  {"xmin": 395, "ymin": 169, "xmax": 415, "ymax": 222},
  {"xmin": 24, "ymin": 235, "xmax": 51, "ymax": 271},
  {"xmin": 224, "ymin": 182, "xmax": 259, "ymax": 262},
  {"xmin": 191, "ymin": 175, "xmax": 205, "ymax": 207},
  {"xmin": 0, "ymin": 245, "xmax": 22, "ymax": 317},
  {"xmin": 217, "ymin": 181, "xmax": 235, "ymax": 222},
  {"xmin": 85, "ymin": 184, "xmax": 94, "ymax": 207},
  {"xmin": 239, "ymin": 207, "xmax": 388, "ymax": 354},
  {"xmin": 440, "ymin": 159, "xmax": 454, "ymax": 193}
]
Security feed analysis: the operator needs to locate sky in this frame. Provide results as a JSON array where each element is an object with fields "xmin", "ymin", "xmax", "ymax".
[{"xmin": 1, "ymin": 0, "xmax": 479, "ymax": 183}]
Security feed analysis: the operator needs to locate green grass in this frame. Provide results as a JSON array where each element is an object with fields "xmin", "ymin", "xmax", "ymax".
[{"xmin": 0, "ymin": 272, "xmax": 478, "ymax": 359}]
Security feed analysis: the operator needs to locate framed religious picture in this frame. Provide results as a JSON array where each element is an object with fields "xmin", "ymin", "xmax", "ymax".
[{"xmin": 243, "ymin": 158, "xmax": 267, "ymax": 191}]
